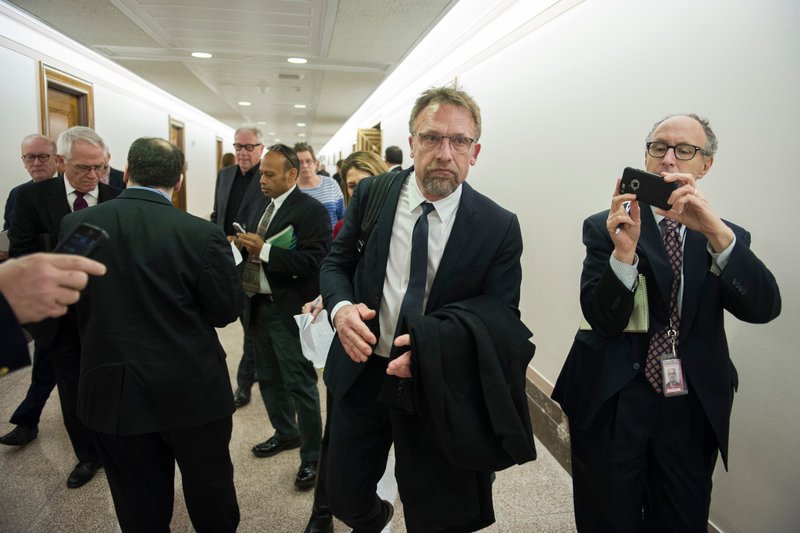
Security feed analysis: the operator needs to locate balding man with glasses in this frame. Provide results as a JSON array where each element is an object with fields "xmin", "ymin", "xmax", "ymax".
[
  {"xmin": 553, "ymin": 114, "xmax": 781, "ymax": 531},
  {"xmin": 211, "ymin": 126, "xmax": 269, "ymax": 408},
  {"xmin": 6, "ymin": 126, "xmax": 120, "ymax": 489}
]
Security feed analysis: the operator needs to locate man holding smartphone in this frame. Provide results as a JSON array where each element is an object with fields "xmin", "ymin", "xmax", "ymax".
[{"xmin": 553, "ymin": 114, "xmax": 781, "ymax": 530}]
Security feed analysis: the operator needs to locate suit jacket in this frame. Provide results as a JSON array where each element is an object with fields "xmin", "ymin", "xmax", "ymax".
[
  {"xmin": 8, "ymin": 177, "xmax": 120, "ymax": 346},
  {"xmin": 107, "ymin": 167, "xmax": 126, "ymax": 190},
  {"xmin": 242, "ymin": 186, "xmax": 331, "ymax": 332},
  {"xmin": 59, "ymin": 188, "xmax": 244, "ymax": 435},
  {"xmin": 3, "ymin": 174, "xmax": 61, "ymax": 231},
  {"xmin": 552, "ymin": 206, "xmax": 781, "ymax": 465},
  {"xmin": 320, "ymin": 169, "xmax": 524, "ymax": 401},
  {"xmin": 210, "ymin": 164, "xmax": 267, "ymax": 234}
]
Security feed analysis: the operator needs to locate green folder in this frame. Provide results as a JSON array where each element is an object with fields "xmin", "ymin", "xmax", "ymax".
[
  {"xmin": 579, "ymin": 274, "xmax": 649, "ymax": 333},
  {"xmin": 267, "ymin": 225, "xmax": 296, "ymax": 251}
]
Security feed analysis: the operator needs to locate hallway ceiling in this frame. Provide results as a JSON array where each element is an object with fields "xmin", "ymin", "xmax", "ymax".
[{"xmin": 9, "ymin": 0, "xmax": 457, "ymax": 149}]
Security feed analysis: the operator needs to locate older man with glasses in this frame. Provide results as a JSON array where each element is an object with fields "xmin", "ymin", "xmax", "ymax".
[
  {"xmin": 553, "ymin": 114, "xmax": 782, "ymax": 531},
  {"xmin": 211, "ymin": 125, "xmax": 269, "ymax": 408},
  {"xmin": 3, "ymin": 134, "xmax": 60, "ymax": 233},
  {"xmin": 6, "ymin": 126, "xmax": 120, "ymax": 489}
]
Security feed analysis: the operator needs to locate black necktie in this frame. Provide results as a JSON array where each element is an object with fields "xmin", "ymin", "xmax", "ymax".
[{"xmin": 394, "ymin": 202, "xmax": 435, "ymax": 339}]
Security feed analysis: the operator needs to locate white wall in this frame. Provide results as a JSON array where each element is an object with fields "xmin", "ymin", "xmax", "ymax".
[
  {"xmin": 337, "ymin": 0, "xmax": 800, "ymax": 530},
  {"xmin": 0, "ymin": 3, "xmax": 234, "ymax": 219}
]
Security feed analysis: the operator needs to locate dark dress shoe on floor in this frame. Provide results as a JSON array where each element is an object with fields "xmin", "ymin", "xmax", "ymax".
[
  {"xmin": 252, "ymin": 435, "xmax": 301, "ymax": 458},
  {"xmin": 0, "ymin": 425, "xmax": 38, "ymax": 446},
  {"xmin": 295, "ymin": 461, "xmax": 318, "ymax": 490},
  {"xmin": 304, "ymin": 512, "xmax": 333, "ymax": 533},
  {"xmin": 351, "ymin": 500, "xmax": 393, "ymax": 533},
  {"xmin": 67, "ymin": 460, "xmax": 103, "ymax": 488},
  {"xmin": 233, "ymin": 386, "xmax": 251, "ymax": 408}
]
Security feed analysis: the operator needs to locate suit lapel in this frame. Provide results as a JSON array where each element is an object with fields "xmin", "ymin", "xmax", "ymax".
[
  {"xmin": 637, "ymin": 206, "xmax": 673, "ymax": 309},
  {"xmin": 264, "ymin": 188, "xmax": 298, "ymax": 237},
  {"xmin": 371, "ymin": 171, "xmax": 408, "ymax": 279},
  {"xmin": 678, "ymin": 229, "xmax": 708, "ymax": 342},
  {"xmin": 426, "ymin": 182, "xmax": 476, "ymax": 310},
  {"xmin": 47, "ymin": 177, "xmax": 71, "ymax": 233}
]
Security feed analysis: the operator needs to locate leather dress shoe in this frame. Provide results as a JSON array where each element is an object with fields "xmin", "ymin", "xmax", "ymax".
[
  {"xmin": 233, "ymin": 386, "xmax": 251, "ymax": 408},
  {"xmin": 295, "ymin": 461, "xmax": 317, "ymax": 490},
  {"xmin": 304, "ymin": 513, "xmax": 333, "ymax": 533},
  {"xmin": 67, "ymin": 460, "xmax": 103, "ymax": 488},
  {"xmin": 351, "ymin": 500, "xmax": 393, "ymax": 533},
  {"xmin": 252, "ymin": 435, "xmax": 300, "ymax": 458},
  {"xmin": 0, "ymin": 425, "xmax": 38, "ymax": 446}
]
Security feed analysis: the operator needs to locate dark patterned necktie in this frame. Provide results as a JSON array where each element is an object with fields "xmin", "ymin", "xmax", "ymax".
[
  {"xmin": 644, "ymin": 218, "xmax": 683, "ymax": 392},
  {"xmin": 242, "ymin": 202, "xmax": 275, "ymax": 297},
  {"xmin": 394, "ymin": 202, "xmax": 435, "ymax": 339},
  {"xmin": 73, "ymin": 191, "xmax": 88, "ymax": 211}
]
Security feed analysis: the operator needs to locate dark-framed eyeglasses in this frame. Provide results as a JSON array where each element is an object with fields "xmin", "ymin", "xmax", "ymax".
[
  {"xmin": 233, "ymin": 142, "xmax": 263, "ymax": 152},
  {"xmin": 21, "ymin": 154, "xmax": 52, "ymax": 163},
  {"xmin": 267, "ymin": 143, "xmax": 300, "ymax": 172},
  {"xmin": 646, "ymin": 142, "xmax": 707, "ymax": 161},
  {"xmin": 69, "ymin": 163, "xmax": 109, "ymax": 175},
  {"xmin": 412, "ymin": 132, "xmax": 476, "ymax": 154}
]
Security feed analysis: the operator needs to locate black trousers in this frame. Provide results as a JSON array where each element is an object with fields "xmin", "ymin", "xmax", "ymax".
[
  {"xmin": 9, "ymin": 343, "xmax": 56, "ymax": 428},
  {"xmin": 93, "ymin": 416, "xmax": 239, "ymax": 533},
  {"xmin": 327, "ymin": 355, "xmax": 494, "ymax": 533},
  {"xmin": 50, "ymin": 327, "xmax": 98, "ymax": 463},
  {"xmin": 569, "ymin": 374, "xmax": 719, "ymax": 533}
]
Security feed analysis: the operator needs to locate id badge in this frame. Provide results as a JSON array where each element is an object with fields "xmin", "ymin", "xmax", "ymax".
[{"xmin": 661, "ymin": 356, "xmax": 688, "ymax": 397}]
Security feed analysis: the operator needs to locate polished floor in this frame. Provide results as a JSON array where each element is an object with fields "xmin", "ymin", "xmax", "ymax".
[{"xmin": 0, "ymin": 321, "xmax": 577, "ymax": 532}]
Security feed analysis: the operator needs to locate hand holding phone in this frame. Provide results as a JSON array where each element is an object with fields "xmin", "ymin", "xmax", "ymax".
[
  {"xmin": 54, "ymin": 223, "xmax": 109, "ymax": 258},
  {"xmin": 232, "ymin": 222, "xmax": 246, "ymax": 234},
  {"xmin": 619, "ymin": 167, "xmax": 677, "ymax": 211}
]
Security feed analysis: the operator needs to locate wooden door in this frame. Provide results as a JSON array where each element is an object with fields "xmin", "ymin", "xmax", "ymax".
[{"xmin": 170, "ymin": 119, "xmax": 186, "ymax": 211}]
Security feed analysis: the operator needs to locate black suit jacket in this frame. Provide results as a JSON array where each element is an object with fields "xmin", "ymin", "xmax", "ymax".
[
  {"xmin": 552, "ymin": 206, "xmax": 781, "ymax": 465},
  {"xmin": 8, "ymin": 177, "xmax": 120, "ymax": 346},
  {"xmin": 59, "ymin": 188, "xmax": 244, "ymax": 435},
  {"xmin": 107, "ymin": 167, "xmax": 126, "ymax": 190},
  {"xmin": 242, "ymin": 186, "xmax": 331, "ymax": 331},
  {"xmin": 211, "ymin": 164, "xmax": 267, "ymax": 235},
  {"xmin": 320, "ymin": 170, "xmax": 524, "ymax": 401}
]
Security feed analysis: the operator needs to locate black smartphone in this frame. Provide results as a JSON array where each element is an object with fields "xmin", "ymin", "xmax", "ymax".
[
  {"xmin": 618, "ymin": 167, "xmax": 677, "ymax": 210},
  {"xmin": 54, "ymin": 223, "xmax": 109, "ymax": 258}
]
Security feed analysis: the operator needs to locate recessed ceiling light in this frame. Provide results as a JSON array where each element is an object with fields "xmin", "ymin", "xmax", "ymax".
[
  {"xmin": 298, "ymin": 133, "xmax": 306, "ymax": 137},
  {"xmin": 296, "ymin": 122, "xmax": 306, "ymax": 127},
  {"xmin": 294, "ymin": 104, "xmax": 307, "ymax": 109},
  {"xmin": 238, "ymin": 101, "xmax": 251, "ymax": 106},
  {"xmin": 287, "ymin": 57, "xmax": 307, "ymax": 64},
  {"xmin": 257, "ymin": 121, "xmax": 266, "ymax": 125},
  {"xmin": 274, "ymin": 138, "xmax": 281, "ymax": 143},
  {"xmin": 191, "ymin": 52, "xmax": 213, "ymax": 59}
]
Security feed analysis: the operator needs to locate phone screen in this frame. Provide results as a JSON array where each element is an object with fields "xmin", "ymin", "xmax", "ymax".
[{"xmin": 55, "ymin": 223, "xmax": 109, "ymax": 258}]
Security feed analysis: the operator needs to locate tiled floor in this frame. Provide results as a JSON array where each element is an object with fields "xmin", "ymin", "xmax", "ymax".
[{"xmin": 0, "ymin": 321, "xmax": 576, "ymax": 532}]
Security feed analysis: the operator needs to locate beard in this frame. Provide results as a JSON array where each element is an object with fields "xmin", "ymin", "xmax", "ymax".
[{"xmin": 421, "ymin": 161, "xmax": 460, "ymax": 198}]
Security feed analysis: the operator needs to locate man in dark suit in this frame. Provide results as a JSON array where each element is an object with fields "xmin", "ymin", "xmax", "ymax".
[
  {"xmin": 233, "ymin": 144, "xmax": 330, "ymax": 490},
  {"xmin": 6, "ymin": 126, "xmax": 120, "ymax": 488},
  {"xmin": 320, "ymin": 86, "xmax": 525, "ymax": 532},
  {"xmin": 384, "ymin": 145, "xmax": 403, "ymax": 172},
  {"xmin": 211, "ymin": 125, "xmax": 269, "ymax": 407},
  {"xmin": 552, "ymin": 114, "xmax": 781, "ymax": 531},
  {"xmin": 59, "ymin": 137, "xmax": 244, "ymax": 531},
  {"xmin": 3, "ymin": 134, "xmax": 59, "ymax": 232}
]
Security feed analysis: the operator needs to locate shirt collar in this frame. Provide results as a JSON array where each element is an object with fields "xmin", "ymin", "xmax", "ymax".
[
  {"xmin": 407, "ymin": 171, "xmax": 462, "ymax": 223},
  {"xmin": 271, "ymin": 184, "xmax": 296, "ymax": 210},
  {"xmin": 127, "ymin": 185, "xmax": 173, "ymax": 202},
  {"xmin": 63, "ymin": 177, "xmax": 98, "ymax": 199}
]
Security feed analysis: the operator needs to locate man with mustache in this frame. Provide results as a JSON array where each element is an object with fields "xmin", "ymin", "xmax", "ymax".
[{"xmin": 320, "ymin": 86, "xmax": 532, "ymax": 532}]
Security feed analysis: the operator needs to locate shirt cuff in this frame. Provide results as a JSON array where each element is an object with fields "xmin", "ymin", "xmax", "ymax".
[
  {"xmin": 330, "ymin": 300, "xmax": 352, "ymax": 327},
  {"xmin": 708, "ymin": 234, "xmax": 736, "ymax": 275},
  {"xmin": 610, "ymin": 253, "xmax": 639, "ymax": 291},
  {"xmin": 258, "ymin": 243, "xmax": 271, "ymax": 263}
]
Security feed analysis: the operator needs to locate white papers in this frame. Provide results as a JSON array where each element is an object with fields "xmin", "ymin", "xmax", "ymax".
[
  {"xmin": 229, "ymin": 240, "xmax": 243, "ymax": 265},
  {"xmin": 294, "ymin": 310, "xmax": 334, "ymax": 368}
]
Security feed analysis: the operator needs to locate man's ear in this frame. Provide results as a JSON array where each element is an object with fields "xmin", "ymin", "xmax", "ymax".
[{"xmin": 173, "ymin": 173, "xmax": 184, "ymax": 192}]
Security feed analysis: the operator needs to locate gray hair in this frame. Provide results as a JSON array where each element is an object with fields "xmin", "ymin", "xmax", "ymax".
[
  {"xmin": 57, "ymin": 126, "xmax": 106, "ymax": 159},
  {"xmin": 20, "ymin": 134, "xmax": 56, "ymax": 154},
  {"xmin": 234, "ymin": 125, "xmax": 264, "ymax": 143},
  {"xmin": 647, "ymin": 113, "xmax": 718, "ymax": 157},
  {"xmin": 409, "ymin": 85, "xmax": 482, "ymax": 141}
]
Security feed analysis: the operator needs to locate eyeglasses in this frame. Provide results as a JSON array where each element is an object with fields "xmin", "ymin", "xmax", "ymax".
[
  {"xmin": 412, "ymin": 132, "xmax": 476, "ymax": 154},
  {"xmin": 69, "ymin": 163, "xmax": 109, "ymax": 174},
  {"xmin": 233, "ymin": 143, "xmax": 263, "ymax": 152},
  {"xmin": 21, "ymin": 154, "xmax": 52, "ymax": 163},
  {"xmin": 646, "ymin": 142, "xmax": 707, "ymax": 161},
  {"xmin": 267, "ymin": 144, "xmax": 300, "ymax": 172}
]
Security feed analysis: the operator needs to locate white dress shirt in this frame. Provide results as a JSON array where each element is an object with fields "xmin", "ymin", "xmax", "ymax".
[{"xmin": 63, "ymin": 179, "xmax": 98, "ymax": 210}]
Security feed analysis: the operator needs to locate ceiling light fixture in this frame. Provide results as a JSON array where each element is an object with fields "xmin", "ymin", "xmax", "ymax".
[
  {"xmin": 296, "ymin": 122, "xmax": 306, "ymax": 127},
  {"xmin": 191, "ymin": 52, "xmax": 213, "ymax": 59},
  {"xmin": 298, "ymin": 133, "xmax": 306, "ymax": 137},
  {"xmin": 238, "ymin": 101, "xmax": 251, "ymax": 106},
  {"xmin": 294, "ymin": 104, "xmax": 307, "ymax": 109},
  {"xmin": 287, "ymin": 57, "xmax": 307, "ymax": 64}
]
